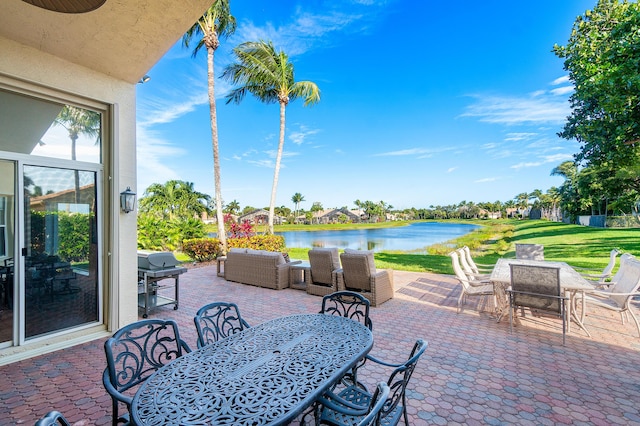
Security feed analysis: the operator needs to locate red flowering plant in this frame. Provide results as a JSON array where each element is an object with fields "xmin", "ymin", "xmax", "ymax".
[{"xmin": 224, "ymin": 214, "xmax": 255, "ymax": 238}]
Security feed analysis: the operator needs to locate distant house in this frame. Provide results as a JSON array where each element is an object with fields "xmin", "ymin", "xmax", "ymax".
[
  {"xmin": 311, "ymin": 208, "xmax": 361, "ymax": 224},
  {"xmin": 478, "ymin": 208, "xmax": 501, "ymax": 219},
  {"xmin": 238, "ymin": 209, "xmax": 285, "ymax": 225}
]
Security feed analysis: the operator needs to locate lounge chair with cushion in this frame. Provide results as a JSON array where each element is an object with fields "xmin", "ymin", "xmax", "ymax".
[
  {"xmin": 336, "ymin": 250, "xmax": 394, "ymax": 307},
  {"xmin": 306, "ymin": 248, "xmax": 341, "ymax": 296}
]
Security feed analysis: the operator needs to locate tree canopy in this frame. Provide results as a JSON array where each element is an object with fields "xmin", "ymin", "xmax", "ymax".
[{"xmin": 554, "ymin": 0, "xmax": 640, "ymax": 168}]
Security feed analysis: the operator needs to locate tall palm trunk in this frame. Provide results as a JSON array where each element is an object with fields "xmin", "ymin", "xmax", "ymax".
[
  {"xmin": 207, "ymin": 46, "xmax": 226, "ymax": 250},
  {"xmin": 268, "ymin": 102, "xmax": 286, "ymax": 234}
]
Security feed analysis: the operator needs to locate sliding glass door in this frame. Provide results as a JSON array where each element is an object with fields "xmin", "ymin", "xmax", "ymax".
[{"xmin": 23, "ymin": 165, "xmax": 99, "ymax": 338}]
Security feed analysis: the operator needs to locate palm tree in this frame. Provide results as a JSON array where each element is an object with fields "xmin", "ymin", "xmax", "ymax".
[
  {"xmin": 222, "ymin": 40, "xmax": 320, "ymax": 234},
  {"xmin": 514, "ymin": 192, "xmax": 530, "ymax": 216},
  {"xmin": 291, "ymin": 192, "xmax": 305, "ymax": 224},
  {"xmin": 224, "ymin": 199, "xmax": 241, "ymax": 215},
  {"xmin": 182, "ymin": 0, "xmax": 236, "ymax": 251},
  {"xmin": 54, "ymin": 105, "xmax": 100, "ymax": 202},
  {"xmin": 139, "ymin": 180, "xmax": 210, "ymax": 222}
]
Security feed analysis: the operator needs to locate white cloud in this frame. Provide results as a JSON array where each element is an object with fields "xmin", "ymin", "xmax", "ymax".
[
  {"xmin": 447, "ymin": 167, "xmax": 458, "ymax": 173},
  {"xmin": 247, "ymin": 159, "xmax": 275, "ymax": 168},
  {"xmin": 475, "ymin": 177, "xmax": 499, "ymax": 183},
  {"xmin": 482, "ymin": 142, "xmax": 500, "ymax": 149},
  {"xmin": 232, "ymin": 2, "xmax": 389, "ymax": 57},
  {"xmin": 552, "ymin": 75, "xmax": 570, "ymax": 85},
  {"xmin": 375, "ymin": 146, "xmax": 454, "ymax": 157},
  {"xmin": 289, "ymin": 125, "xmax": 320, "ymax": 145},
  {"xmin": 461, "ymin": 93, "xmax": 570, "ymax": 125},
  {"xmin": 136, "ymin": 126, "xmax": 187, "ymax": 192},
  {"xmin": 510, "ymin": 152, "xmax": 573, "ymax": 169},
  {"xmin": 550, "ymin": 86, "xmax": 574, "ymax": 96},
  {"xmin": 504, "ymin": 132, "xmax": 537, "ymax": 142}
]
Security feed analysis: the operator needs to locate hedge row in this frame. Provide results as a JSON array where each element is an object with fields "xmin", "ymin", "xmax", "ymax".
[{"xmin": 182, "ymin": 235, "xmax": 286, "ymax": 262}]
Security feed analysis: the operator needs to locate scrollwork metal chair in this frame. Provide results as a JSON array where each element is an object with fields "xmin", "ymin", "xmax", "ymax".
[
  {"xmin": 102, "ymin": 319, "xmax": 191, "ymax": 426},
  {"xmin": 318, "ymin": 339, "xmax": 428, "ymax": 426},
  {"xmin": 313, "ymin": 382, "xmax": 390, "ymax": 426},
  {"xmin": 35, "ymin": 411, "xmax": 71, "ymax": 426},
  {"xmin": 320, "ymin": 291, "xmax": 373, "ymax": 330},
  {"xmin": 193, "ymin": 301, "xmax": 250, "ymax": 348}
]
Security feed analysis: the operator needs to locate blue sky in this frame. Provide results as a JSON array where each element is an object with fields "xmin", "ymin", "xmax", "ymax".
[{"xmin": 136, "ymin": 0, "xmax": 595, "ymax": 211}]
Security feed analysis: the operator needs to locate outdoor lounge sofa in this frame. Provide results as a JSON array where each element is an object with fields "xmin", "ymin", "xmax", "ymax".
[{"xmin": 224, "ymin": 248, "xmax": 299, "ymax": 290}]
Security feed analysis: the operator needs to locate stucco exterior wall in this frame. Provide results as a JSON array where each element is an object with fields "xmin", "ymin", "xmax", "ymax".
[{"xmin": 0, "ymin": 36, "xmax": 138, "ymax": 359}]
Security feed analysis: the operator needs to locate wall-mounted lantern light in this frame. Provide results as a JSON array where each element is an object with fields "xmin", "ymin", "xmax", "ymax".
[
  {"xmin": 138, "ymin": 75, "xmax": 151, "ymax": 84},
  {"xmin": 120, "ymin": 187, "xmax": 136, "ymax": 213}
]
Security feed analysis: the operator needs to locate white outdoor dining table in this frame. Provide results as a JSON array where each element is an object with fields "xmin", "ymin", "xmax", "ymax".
[
  {"xmin": 131, "ymin": 313, "xmax": 373, "ymax": 425},
  {"xmin": 490, "ymin": 258, "xmax": 596, "ymax": 335}
]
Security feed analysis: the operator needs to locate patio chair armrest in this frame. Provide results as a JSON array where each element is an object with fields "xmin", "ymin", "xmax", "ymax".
[
  {"xmin": 180, "ymin": 339, "xmax": 192, "ymax": 353},
  {"xmin": 102, "ymin": 368, "xmax": 133, "ymax": 408},
  {"xmin": 335, "ymin": 269, "xmax": 346, "ymax": 291},
  {"xmin": 580, "ymin": 272, "xmax": 609, "ymax": 280},
  {"xmin": 590, "ymin": 290, "xmax": 640, "ymax": 297},
  {"xmin": 467, "ymin": 277, "xmax": 491, "ymax": 287},
  {"xmin": 364, "ymin": 353, "xmax": 404, "ymax": 369}
]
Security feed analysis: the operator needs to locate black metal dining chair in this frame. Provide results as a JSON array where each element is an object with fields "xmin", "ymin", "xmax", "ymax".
[
  {"xmin": 320, "ymin": 291, "xmax": 373, "ymax": 330},
  {"xmin": 318, "ymin": 339, "xmax": 428, "ymax": 426},
  {"xmin": 35, "ymin": 410, "xmax": 71, "ymax": 426},
  {"xmin": 193, "ymin": 301, "xmax": 250, "ymax": 348},
  {"xmin": 102, "ymin": 319, "xmax": 191, "ymax": 426},
  {"xmin": 314, "ymin": 382, "xmax": 390, "ymax": 426}
]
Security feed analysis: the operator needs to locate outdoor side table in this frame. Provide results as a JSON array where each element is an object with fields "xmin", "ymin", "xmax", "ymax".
[
  {"xmin": 131, "ymin": 313, "xmax": 373, "ymax": 425},
  {"xmin": 216, "ymin": 256, "xmax": 227, "ymax": 277},
  {"xmin": 289, "ymin": 261, "xmax": 311, "ymax": 290}
]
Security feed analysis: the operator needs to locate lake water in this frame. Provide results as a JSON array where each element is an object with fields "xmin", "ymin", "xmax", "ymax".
[{"xmin": 276, "ymin": 222, "xmax": 479, "ymax": 253}]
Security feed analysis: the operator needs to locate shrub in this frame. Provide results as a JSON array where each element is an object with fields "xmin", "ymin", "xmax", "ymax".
[
  {"xmin": 183, "ymin": 238, "xmax": 222, "ymax": 261},
  {"xmin": 227, "ymin": 234, "xmax": 285, "ymax": 252},
  {"xmin": 137, "ymin": 213, "xmax": 206, "ymax": 251}
]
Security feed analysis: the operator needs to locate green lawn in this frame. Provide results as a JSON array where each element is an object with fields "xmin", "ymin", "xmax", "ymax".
[{"xmin": 285, "ymin": 219, "xmax": 640, "ymax": 275}]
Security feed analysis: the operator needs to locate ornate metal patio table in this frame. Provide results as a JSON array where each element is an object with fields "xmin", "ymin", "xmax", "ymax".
[{"xmin": 131, "ymin": 313, "xmax": 373, "ymax": 425}]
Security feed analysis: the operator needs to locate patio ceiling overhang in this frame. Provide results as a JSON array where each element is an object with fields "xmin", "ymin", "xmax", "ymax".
[{"xmin": 0, "ymin": 0, "xmax": 212, "ymax": 84}]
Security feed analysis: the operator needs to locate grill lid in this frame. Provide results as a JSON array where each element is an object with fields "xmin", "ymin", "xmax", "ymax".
[{"xmin": 138, "ymin": 251, "xmax": 180, "ymax": 270}]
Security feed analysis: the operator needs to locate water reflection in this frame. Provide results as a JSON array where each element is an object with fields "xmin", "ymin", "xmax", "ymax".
[{"xmin": 276, "ymin": 222, "xmax": 479, "ymax": 253}]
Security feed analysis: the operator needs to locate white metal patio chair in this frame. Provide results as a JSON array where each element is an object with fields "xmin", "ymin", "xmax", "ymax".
[
  {"xmin": 578, "ymin": 254, "xmax": 640, "ymax": 338},
  {"xmin": 449, "ymin": 251, "xmax": 495, "ymax": 314}
]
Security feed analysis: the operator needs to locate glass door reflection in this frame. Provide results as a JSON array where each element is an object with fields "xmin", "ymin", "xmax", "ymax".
[{"xmin": 24, "ymin": 165, "xmax": 98, "ymax": 338}]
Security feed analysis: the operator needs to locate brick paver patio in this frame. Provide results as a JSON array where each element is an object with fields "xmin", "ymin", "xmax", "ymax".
[{"xmin": 1, "ymin": 265, "xmax": 639, "ymax": 425}]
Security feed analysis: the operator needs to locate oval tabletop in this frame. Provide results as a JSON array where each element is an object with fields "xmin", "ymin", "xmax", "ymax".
[{"xmin": 131, "ymin": 313, "xmax": 373, "ymax": 425}]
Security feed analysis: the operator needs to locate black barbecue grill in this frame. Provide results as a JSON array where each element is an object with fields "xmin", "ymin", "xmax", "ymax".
[{"xmin": 137, "ymin": 251, "xmax": 187, "ymax": 318}]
